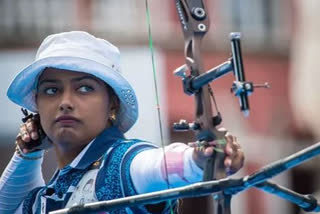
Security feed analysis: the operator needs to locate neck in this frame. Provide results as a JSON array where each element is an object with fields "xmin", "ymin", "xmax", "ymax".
[{"xmin": 53, "ymin": 143, "xmax": 87, "ymax": 169}]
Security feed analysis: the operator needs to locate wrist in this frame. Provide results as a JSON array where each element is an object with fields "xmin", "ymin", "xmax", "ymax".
[
  {"xmin": 186, "ymin": 148, "xmax": 203, "ymax": 180},
  {"xmin": 192, "ymin": 149, "xmax": 207, "ymax": 169},
  {"xmin": 15, "ymin": 145, "xmax": 44, "ymax": 160}
]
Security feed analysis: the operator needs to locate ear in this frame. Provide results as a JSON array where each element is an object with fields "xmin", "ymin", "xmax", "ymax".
[
  {"xmin": 110, "ymin": 96, "xmax": 120, "ymax": 113},
  {"xmin": 106, "ymin": 94, "xmax": 120, "ymax": 127},
  {"xmin": 108, "ymin": 97, "xmax": 120, "ymax": 125}
]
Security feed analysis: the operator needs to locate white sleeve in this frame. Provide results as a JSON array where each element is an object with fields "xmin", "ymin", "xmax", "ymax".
[
  {"xmin": 0, "ymin": 150, "xmax": 45, "ymax": 213},
  {"xmin": 130, "ymin": 143, "xmax": 203, "ymax": 194}
]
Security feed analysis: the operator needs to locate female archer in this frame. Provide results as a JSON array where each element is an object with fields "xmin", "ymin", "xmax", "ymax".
[{"xmin": 0, "ymin": 31, "xmax": 244, "ymax": 213}]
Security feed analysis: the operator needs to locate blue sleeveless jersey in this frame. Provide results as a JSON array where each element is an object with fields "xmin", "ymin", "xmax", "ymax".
[{"xmin": 21, "ymin": 127, "xmax": 174, "ymax": 214}]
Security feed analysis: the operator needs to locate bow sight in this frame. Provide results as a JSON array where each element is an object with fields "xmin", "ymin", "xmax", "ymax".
[{"xmin": 173, "ymin": 32, "xmax": 270, "ymax": 131}]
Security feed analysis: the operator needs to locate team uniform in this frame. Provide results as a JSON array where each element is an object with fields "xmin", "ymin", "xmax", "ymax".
[{"xmin": 0, "ymin": 126, "xmax": 202, "ymax": 213}]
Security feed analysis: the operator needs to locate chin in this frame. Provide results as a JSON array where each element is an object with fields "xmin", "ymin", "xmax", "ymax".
[{"xmin": 54, "ymin": 128, "xmax": 81, "ymax": 144}]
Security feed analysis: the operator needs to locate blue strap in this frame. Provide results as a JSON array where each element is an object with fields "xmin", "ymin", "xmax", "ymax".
[{"xmin": 96, "ymin": 139, "xmax": 156, "ymax": 213}]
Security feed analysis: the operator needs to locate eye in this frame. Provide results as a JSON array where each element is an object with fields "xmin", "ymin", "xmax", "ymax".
[
  {"xmin": 78, "ymin": 85, "xmax": 94, "ymax": 93},
  {"xmin": 44, "ymin": 87, "xmax": 58, "ymax": 95}
]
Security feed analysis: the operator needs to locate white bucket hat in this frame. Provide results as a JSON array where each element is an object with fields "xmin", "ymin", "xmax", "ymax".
[{"xmin": 7, "ymin": 31, "xmax": 138, "ymax": 133}]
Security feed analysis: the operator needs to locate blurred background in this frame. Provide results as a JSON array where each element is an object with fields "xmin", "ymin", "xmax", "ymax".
[{"xmin": 1, "ymin": 0, "xmax": 320, "ymax": 213}]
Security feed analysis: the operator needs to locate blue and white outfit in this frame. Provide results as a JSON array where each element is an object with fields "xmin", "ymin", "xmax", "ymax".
[{"xmin": 0, "ymin": 126, "xmax": 203, "ymax": 213}]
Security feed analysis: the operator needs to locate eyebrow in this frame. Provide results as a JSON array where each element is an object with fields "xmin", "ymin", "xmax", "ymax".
[
  {"xmin": 38, "ymin": 75, "xmax": 100, "ymax": 87},
  {"xmin": 71, "ymin": 75, "xmax": 100, "ymax": 83}
]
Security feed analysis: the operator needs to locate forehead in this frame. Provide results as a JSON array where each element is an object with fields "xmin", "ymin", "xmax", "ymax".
[{"xmin": 38, "ymin": 68, "xmax": 102, "ymax": 83}]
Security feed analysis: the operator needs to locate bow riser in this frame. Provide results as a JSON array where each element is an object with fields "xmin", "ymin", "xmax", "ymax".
[{"xmin": 175, "ymin": 0, "xmax": 230, "ymax": 213}]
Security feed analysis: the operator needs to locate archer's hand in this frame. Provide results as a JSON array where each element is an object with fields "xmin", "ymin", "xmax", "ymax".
[
  {"xmin": 16, "ymin": 118, "xmax": 51, "ymax": 154},
  {"xmin": 189, "ymin": 131, "xmax": 244, "ymax": 175}
]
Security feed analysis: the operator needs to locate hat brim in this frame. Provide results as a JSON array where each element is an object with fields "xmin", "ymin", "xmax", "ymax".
[{"xmin": 7, "ymin": 56, "xmax": 138, "ymax": 133}]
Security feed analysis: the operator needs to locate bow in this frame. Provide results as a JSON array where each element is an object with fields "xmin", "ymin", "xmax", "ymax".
[{"xmin": 172, "ymin": 0, "xmax": 254, "ymax": 213}]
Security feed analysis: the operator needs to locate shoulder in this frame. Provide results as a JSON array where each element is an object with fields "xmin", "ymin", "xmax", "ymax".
[
  {"xmin": 99, "ymin": 138, "xmax": 158, "ymax": 175},
  {"xmin": 95, "ymin": 139, "xmax": 157, "ymax": 200},
  {"xmin": 104, "ymin": 138, "xmax": 157, "ymax": 161}
]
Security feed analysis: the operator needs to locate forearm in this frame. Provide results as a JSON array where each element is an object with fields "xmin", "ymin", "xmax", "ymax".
[
  {"xmin": 130, "ymin": 143, "xmax": 203, "ymax": 194},
  {"xmin": 0, "ymin": 150, "xmax": 45, "ymax": 213}
]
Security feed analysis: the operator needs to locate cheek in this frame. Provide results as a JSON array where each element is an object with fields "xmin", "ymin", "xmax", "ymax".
[
  {"xmin": 37, "ymin": 105, "xmax": 54, "ymax": 135},
  {"xmin": 84, "ymin": 96, "xmax": 110, "ymax": 127},
  {"xmin": 36, "ymin": 97, "xmax": 57, "ymax": 134}
]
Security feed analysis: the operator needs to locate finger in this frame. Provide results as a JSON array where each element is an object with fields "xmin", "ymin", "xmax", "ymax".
[
  {"xmin": 226, "ymin": 150, "xmax": 244, "ymax": 175},
  {"xmin": 15, "ymin": 136, "xmax": 30, "ymax": 154},
  {"xmin": 225, "ymin": 142, "xmax": 233, "ymax": 156},
  {"xmin": 232, "ymin": 138, "xmax": 241, "ymax": 154},
  {"xmin": 224, "ymin": 156, "xmax": 232, "ymax": 168},
  {"xmin": 225, "ymin": 134, "xmax": 233, "ymax": 143},
  {"xmin": 231, "ymin": 135, "xmax": 239, "ymax": 148},
  {"xmin": 224, "ymin": 135, "xmax": 233, "ymax": 152},
  {"xmin": 20, "ymin": 124, "xmax": 30, "ymax": 142},
  {"xmin": 26, "ymin": 120, "xmax": 36, "ymax": 132},
  {"xmin": 225, "ymin": 135, "xmax": 241, "ymax": 156},
  {"xmin": 230, "ymin": 149, "xmax": 245, "ymax": 170},
  {"xmin": 26, "ymin": 120, "xmax": 40, "ymax": 140},
  {"xmin": 29, "ymin": 130, "xmax": 39, "ymax": 141},
  {"xmin": 203, "ymin": 146, "xmax": 214, "ymax": 157},
  {"xmin": 15, "ymin": 134, "xmax": 24, "ymax": 149},
  {"xmin": 30, "ymin": 131, "xmax": 39, "ymax": 141},
  {"xmin": 19, "ymin": 123, "xmax": 39, "ymax": 152},
  {"xmin": 21, "ymin": 131, "xmax": 30, "ymax": 142}
]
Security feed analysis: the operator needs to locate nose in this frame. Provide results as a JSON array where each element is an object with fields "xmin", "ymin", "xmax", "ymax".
[{"xmin": 59, "ymin": 90, "xmax": 74, "ymax": 113}]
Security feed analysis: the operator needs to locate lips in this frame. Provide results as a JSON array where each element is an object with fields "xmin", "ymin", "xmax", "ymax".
[{"xmin": 55, "ymin": 115, "xmax": 80, "ymax": 125}]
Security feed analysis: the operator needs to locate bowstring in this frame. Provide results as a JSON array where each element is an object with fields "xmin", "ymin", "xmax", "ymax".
[{"xmin": 144, "ymin": 0, "xmax": 174, "ymax": 213}]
